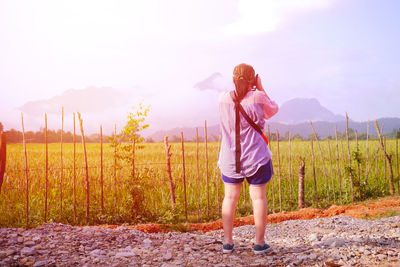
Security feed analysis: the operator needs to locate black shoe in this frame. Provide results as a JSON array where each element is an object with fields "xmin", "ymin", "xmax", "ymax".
[
  {"xmin": 222, "ymin": 243, "xmax": 234, "ymax": 253},
  {"xmin": 254, "ymin": 243, "xmax": 271, "ymax": 254}
]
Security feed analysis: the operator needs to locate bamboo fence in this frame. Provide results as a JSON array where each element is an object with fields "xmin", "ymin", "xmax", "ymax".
[{"xmin": 1, "ymin": 112, "xmax": 399, "ymax": 227}]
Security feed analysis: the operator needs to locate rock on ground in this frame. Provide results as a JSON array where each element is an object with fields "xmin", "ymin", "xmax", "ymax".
[{"xmin": 0, "ymin": 215, "xmax": 400, "ymax": 266}]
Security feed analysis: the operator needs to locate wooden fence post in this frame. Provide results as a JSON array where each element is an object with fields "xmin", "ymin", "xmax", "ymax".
[
  {"xmin": 335, "ymin": 125, "xmax": 343, "ymax": 204},
  {"xmin": 132, "ymin": 139, "xmax": 135, "ymax": 179},
  {"xmin": 355, "ymin": 131, "xmax": 362, "ymax": 197},
  {"xmin": 205, "ymin": 120, "xmax": 209, "ymax": 218},
  {"xmin": 288, "ymin": 132, "xmax": 293, "ymax": 202},
  {"xmin": 384, "ymin": 136, "xmax": 387, "ymax": 191},
  {"xmin": 397, "ymin": 129, "xmax": 399, "ymax": 195},
  {"xmin": 310, "ymin": 137, "xmax": 318, "ymax": 206},
  {"xmin": 60, "ymin": 107, "xmax": 64, "ymax": 221},
  {"xmin": 243, "ymin": 177, "xmax": 247, "ymax": 208},
  {"xmin": 196, "ymin": 128, "xmax": 200, "ymax": 220},
  {"xmin": 114, "ymin": 124, "xmax": 117, "ymax": 211},
  {"xmin": 0, "ymin": 131, "xmax": 6, "ymax": 193},
  {"xmin": 265, "ymin": 127, "xmax": 269, "ymax": 215},
  {"xmin": 374, "ymin": 121, "xmax": 395, "ymax": 196},
  {"xmin": 377, "ymin": 124, "xmax": 384, "ymax": 191},
  {"xmin": 73, "ymin": 113, "xmax": 77, "ymax": 223},
  {"xmin": 77, "ymin": 113, "xmax": 90, "ymax": 223},
  {"xmin": 100, "ymin": 125, "xmax": 104, "ymax": 214},
  {"xmin": 164, "ymin": 136, "xmax": 175, "ymax": 208},
  {"xmin": 365, "ymin": 120, "xmax": 369, "ymax": 185},
  {"xmin": 44, "ymin": 114, "xmax": 48, "ymax": 222},
  {"xmin": 298, "ymin": 157, "xmax": 305, "ymax": 209},
  {"xmin": 243, "ymin": 163, "xmax": 247, "ymax": 207},
  {"xmin": 340, "ymin": 139, "xmax": 348, "ymax": 200},
  {"xmin": 181, "ymin": 132, "xmax": 188, "ymax": 222},
  {"xmin": 345, "ymin": 113, "xmax": 355, "ymax": 202},
  {"xmin": 276, "ymin": 129, "xmax": 282, "ymax": 212},
  {"xmin": 21, "ymin": 113, "xmax": 29, "ymax": 228},
  {"xmin": 376, "ymin": 143, "xmax": 380, "ymax": 190}
]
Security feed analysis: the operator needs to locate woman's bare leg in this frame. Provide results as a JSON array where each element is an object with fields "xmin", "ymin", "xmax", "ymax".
[
  {"xmin": 222, "ymin": 183, "xmax": 242, "ymax": 244},
  {"xmin": 249, "ymin": 184, "xmax": 267, "ymax": 245}
]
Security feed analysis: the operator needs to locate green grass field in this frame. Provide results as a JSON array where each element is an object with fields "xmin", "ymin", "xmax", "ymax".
[{"xmin": 1, "ymin": 139, "xmax": 399, "ymax": 227}]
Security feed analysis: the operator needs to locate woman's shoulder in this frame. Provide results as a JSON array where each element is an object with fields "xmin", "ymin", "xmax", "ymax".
[
  {"xmin": 218, "ymin": 91, "xmax": 233, "ymax": 103},
  {"xmin": 251, "ymin": 90, "xmax": 271, "ymax": 103},
  {"xmin": 241, "ymin": 90, "xmax": 263, "ymax": 103}
]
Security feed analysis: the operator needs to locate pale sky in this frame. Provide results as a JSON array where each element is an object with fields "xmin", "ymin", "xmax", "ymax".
[{"xmin": 1, "ymin": 0, "xmax": 399, "ymax": 134}]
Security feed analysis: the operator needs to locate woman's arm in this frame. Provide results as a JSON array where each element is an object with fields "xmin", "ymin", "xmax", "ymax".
[
  {"xmin": 255, "ymin": 75, "xmax": 271, "ymax": 100},
  {"xmin": 254, "ymin": 75, "xmax": 278, "ymax": 119}
]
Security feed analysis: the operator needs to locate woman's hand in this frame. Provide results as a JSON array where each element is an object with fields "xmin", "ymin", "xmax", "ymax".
[
  {"xmin": 255, "ymin": 74, "xmax": 271, "ymax": 100},
  {"xmin": 255, "ymin": 74, "xmax": 264, "ymax": 92}
]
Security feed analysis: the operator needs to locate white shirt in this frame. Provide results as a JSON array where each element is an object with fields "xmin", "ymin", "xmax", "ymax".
[{"xmin": 217, "ymin": 89, "xmax": 279, "ymax": 178}]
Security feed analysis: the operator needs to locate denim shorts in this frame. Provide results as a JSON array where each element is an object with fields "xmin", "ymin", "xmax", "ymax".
[{"xmin": 221, "ymin": 160, "xmax": 273, "ymax": 186}]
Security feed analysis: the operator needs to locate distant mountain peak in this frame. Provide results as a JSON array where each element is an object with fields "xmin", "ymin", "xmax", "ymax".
[
  {"xmin": 19, "ymin": 86, "xmax": 131, "ymax": 116},
  {"xmin": 194, "ymin": 72, "xmax": 227, "ymax": 92}
]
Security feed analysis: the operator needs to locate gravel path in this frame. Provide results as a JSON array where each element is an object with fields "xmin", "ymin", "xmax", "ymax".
[{"xmin": 1, "ymin": 215, "xmax": 400, "ymax": 266}]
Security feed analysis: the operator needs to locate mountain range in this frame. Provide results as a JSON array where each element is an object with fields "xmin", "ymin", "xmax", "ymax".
[
  {"xmin": 148, "ymin": 118, "xmax": 400, "ymax": 142},
  {"xmin": 5, "ymin": 86, "xmax": 399, "ymax": 139},
  {"xmin": 148, "ymin": 98, "xmax": 400, "ymax": 141},
  {"xmin": 268, "ymin": 98, "xmax": 345, "ymax": 124}
]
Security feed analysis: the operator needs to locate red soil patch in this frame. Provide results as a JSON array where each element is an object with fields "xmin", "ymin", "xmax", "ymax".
[{"xmin": 97, "ymin": 197, "xmax": 400, "ymax": 234}]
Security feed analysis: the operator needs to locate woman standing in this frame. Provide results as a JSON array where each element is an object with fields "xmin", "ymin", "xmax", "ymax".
[{"xmin": 218, "ymin": 63, "xmax": 278, "ymax": 254}]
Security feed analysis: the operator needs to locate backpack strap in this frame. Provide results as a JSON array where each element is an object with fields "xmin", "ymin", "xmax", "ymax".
[
  {"xmin": 237, "ymin": 104, "xmax": 269, "ymax": 146},
  {"xmin": 230, "ymin": 91, "xmax": 269, "ymax": 173},
  {"xmin": 230, "ymin": 91, "xmax": 242, "ymax": 173}
]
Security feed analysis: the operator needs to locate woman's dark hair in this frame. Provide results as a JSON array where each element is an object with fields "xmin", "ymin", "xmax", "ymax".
[
  {"xmin": 233, "ymin": 63, "xmax": 255, "ymax": 101},
  {"xmin": 233, "ymin": 79, "xmax": 249, "ymax": 100}
]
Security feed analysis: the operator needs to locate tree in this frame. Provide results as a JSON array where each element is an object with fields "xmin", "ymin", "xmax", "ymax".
[
  {"xmin": 292, "ymin": 134, "xmax": 303, "ymax": 141},
  {"xmin": 388, "ymin": 128, "xmax": 400, "ymax": 139},
  {"xmin": 193, "ymin": 136, "xmax": 204, "ymax": 142},
  {"xmin": 170, "ymin": 135, "xmax": 180, "ymax": 143},
  {"xmin": 120, "ymin": 102, "xmax": 150, "ymax": 143},
  {"xmin": 107, "ymin": 103, "xmax": 151, "ymax": 222},
  {"xmin": 109, "ymin": 103, "xmax": 150, "ymax": 160},
  {"xmin": 283, "ymin": 131, "xmax": 291, "ymax": 141},
  {"xmin": 6, "ymin": 129, "xmax": 22, "ymax": 143}
]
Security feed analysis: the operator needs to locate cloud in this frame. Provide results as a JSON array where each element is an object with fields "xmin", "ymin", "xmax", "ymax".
[{"xmin": 223, "ymin": 0, "xmax": 335, "ymax": 36}]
